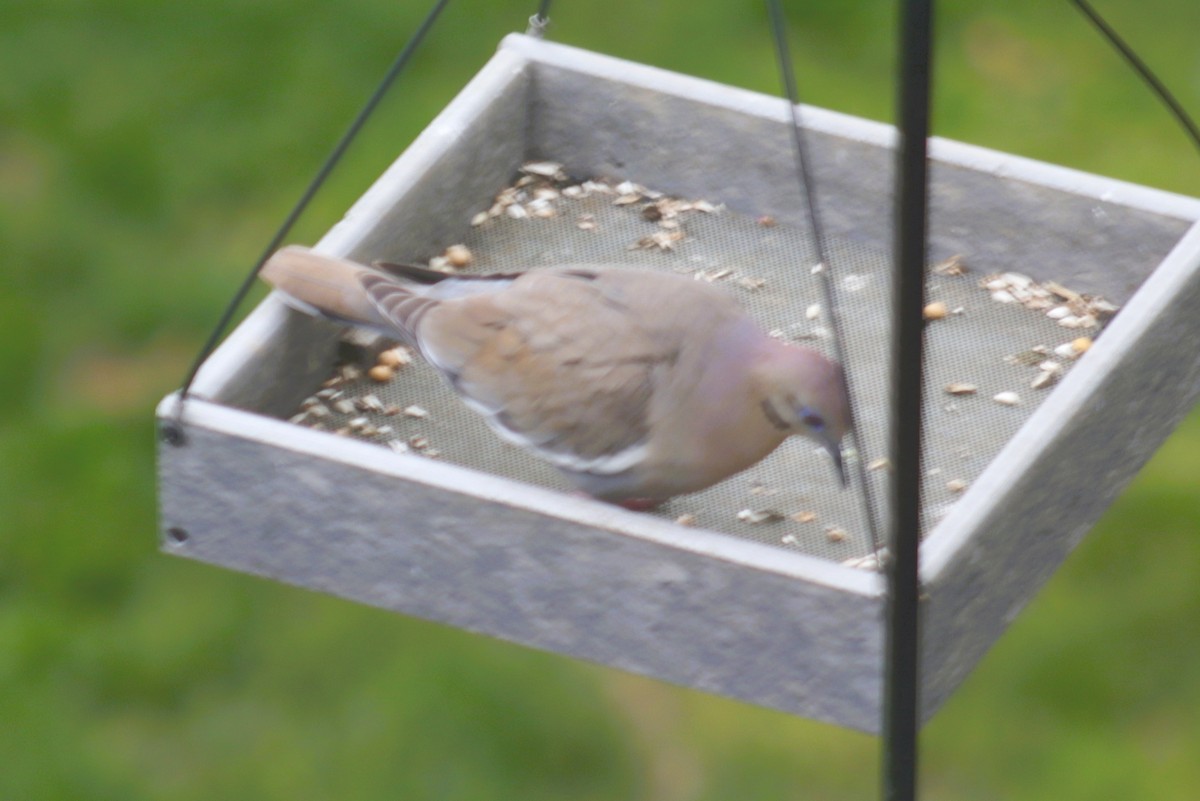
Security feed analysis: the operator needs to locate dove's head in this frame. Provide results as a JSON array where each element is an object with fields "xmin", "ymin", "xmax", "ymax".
[{"xmin": 754, "ymin": 343, "xmax": 852, "ymax": 487}]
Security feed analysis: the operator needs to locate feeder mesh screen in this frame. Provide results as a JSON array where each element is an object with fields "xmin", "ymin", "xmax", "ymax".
[{"xmin": 289, "ymin": 175, "xmax": 1100, "ymax": 563}]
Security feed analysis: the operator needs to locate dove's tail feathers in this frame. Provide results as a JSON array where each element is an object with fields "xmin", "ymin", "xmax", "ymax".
[
  {"xmin": 261, "ymin": 246, "xmax": 396, "ymax": 332},
  {"xmin": 374, "ymin": 261, "xmax": 529, "ymax": 302},
  {"xmin": 358, "ymin": 273, "xmax": 440, "ymax": 347},
  {"xmin": 373, "ymin": 262, "xmax": 461, "ymax": 285}
]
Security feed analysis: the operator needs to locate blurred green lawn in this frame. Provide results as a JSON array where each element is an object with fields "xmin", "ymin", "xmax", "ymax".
[{"xmin": 2, "ymin": 1, "xmax": 1198, "ymax": 798}]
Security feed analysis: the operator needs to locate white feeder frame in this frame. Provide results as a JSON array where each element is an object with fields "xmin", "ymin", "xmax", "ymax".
[{"xmin": 157, "ymin": 34, "xmax": 1200, "ymax": 733}]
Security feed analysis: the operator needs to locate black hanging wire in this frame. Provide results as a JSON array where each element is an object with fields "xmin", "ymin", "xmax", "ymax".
[
  {"xmin": 765, "ymin": 0, "xmax": 883, "ymax": 558},
  {"xmin": 167, "ymin": 0, "xmax": 453, "ymax": 436},
  {"xmin": 885, "ymin": 0, "xmax": 933, "ymax": 798},
  {"xmin": 1069, "ymin": 0, "xmax": 1200, "ymax": 156}
]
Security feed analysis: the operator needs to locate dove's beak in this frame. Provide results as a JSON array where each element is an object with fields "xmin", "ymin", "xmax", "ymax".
[{"xmin": 824, "ymin": 434, "xmax": 848, "ymax": 489}]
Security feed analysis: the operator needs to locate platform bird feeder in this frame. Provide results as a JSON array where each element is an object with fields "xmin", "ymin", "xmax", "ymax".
[{"xmin": 157, "ymin": 34, "xmax": 1200, "ymax": 733}]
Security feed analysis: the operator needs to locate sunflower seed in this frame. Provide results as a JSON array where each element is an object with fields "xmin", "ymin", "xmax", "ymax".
[
  {"xmin": 444, "ymin": 244, "xmax": 473, "ymax": 268},
  {"xmin": 737, "ymin": 508, "xmax": 785, "ymax": 524},
  {"xmin": 367, "ymin": 364, "xmax": 394, "ymax": 383},
  {"xmin": 993, "ymin": 391, "xmax": 1021, "ymax": 406},
  {"xmin": 520, "ymin": 161, "xmax": 564, "ymax": 178}
]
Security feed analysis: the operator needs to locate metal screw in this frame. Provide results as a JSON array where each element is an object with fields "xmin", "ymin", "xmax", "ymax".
[{"xmin": 160, "ymin": 422, "xmax": 186, "ymax": 446}]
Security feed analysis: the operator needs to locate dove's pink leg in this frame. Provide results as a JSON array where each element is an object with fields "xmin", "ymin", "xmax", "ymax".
[
  {"xmin": 616, "ymin": 498, "xmax": 665, "ymax": 512},
  {"xmin": 571, "ymin": 491, "xmax": 664, "ymax": 512}
]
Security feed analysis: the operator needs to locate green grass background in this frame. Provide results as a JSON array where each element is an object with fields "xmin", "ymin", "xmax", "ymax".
[{"xmin": 2, "ymin": 0, "xmax": 1198, "ymax": 798}]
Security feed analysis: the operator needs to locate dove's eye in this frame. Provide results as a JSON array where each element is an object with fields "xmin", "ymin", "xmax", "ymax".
[{"xmin": 799, "ymin": 408, "xmax": 825, "ymax": 431}]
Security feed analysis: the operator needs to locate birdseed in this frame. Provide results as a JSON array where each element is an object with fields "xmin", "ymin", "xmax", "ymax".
[{"xmin": 277, "ymin": 164, "xmax": 1125, "ymax": 564}]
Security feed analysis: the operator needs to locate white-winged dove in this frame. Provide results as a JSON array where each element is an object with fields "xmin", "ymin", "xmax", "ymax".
[{"xmin": 262, "ymin": 245, "xmax": 851, "ymax": 507}]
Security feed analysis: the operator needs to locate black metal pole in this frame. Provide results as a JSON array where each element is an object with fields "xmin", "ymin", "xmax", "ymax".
[{"xmin": 884, "ymin": 0, "xmax": 933, "ymax": 800}]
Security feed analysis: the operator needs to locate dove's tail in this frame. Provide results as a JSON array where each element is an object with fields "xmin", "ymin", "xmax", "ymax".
[{"xmin": 260, "ymin": 245, "xmax": 398, "ymax": 332}]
